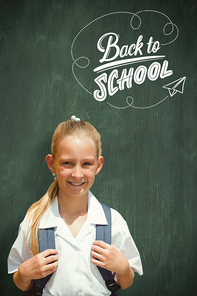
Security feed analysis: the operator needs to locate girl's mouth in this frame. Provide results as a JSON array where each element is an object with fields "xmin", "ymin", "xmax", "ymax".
[{"xmin": 68, "ymin": 182, "xmax": 85, "ymax": 186}]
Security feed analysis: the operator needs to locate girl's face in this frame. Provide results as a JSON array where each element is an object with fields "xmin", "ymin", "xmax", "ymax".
[{"xmin": 47, "ymin": 134, "xmax": 103, "ymax": 200}]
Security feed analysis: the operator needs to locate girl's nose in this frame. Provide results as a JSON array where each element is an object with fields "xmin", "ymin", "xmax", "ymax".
[{"xmin": 71, "ymin": 165, "xmax": 83, "ymax": 178}]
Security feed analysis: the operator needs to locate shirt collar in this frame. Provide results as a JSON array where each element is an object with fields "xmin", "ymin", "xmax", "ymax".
[
  {"xmin": 87, "ymin": 191, "xmax": 108, "ymax": 225},
  {"xmin": 39, "ymin": 197, "xmax": 60, "ymax": 229},
  {"xmin": 38, "ymin": 190, "xmax": 108, "ymax": 229}
]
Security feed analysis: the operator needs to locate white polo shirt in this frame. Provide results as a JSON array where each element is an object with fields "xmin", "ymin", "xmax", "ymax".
[{"xmin": 8, "ymin": 191, "xmax": 143, "ymax": 296}]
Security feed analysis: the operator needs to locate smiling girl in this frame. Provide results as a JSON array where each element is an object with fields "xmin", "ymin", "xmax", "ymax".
[{"xmin": 8, "ymin": 116, "xmax": 143, "ymax": 296}]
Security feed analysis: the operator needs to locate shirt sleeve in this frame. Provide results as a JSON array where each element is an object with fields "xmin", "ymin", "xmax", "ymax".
[
  {"xmin": 111, "ymin": 209, "xmax": 143, "ymax": 276},
  {"xmin": 7, "ymin": 216, "xmax": 32, "ymax": 274}
]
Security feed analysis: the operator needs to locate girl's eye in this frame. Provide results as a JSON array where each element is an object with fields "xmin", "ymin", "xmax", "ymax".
[
  {"xmin": 84, "ymin": 162, "xmax": 91, "ymax": 166},
  {"xmin": 64, "ymin": 162, "xmax": 72, "ymax": 165}
]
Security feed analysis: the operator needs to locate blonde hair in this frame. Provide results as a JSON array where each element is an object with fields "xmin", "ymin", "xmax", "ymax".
[{"xmin": 25, "ymin": 119, "xmax": 102, "ymax": 255}]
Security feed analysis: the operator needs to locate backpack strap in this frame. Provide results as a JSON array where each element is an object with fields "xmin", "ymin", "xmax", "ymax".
[
  {"xmin": 23, "ymin": 227, "xmax": 55, "ymax": 296},
  {"xmin": 96, "ymin": 204, "xmax": 121, "ymax": 296},
  {"xmin": 35, "ymin": 227, "xmax": 55, "ymax": 288}
]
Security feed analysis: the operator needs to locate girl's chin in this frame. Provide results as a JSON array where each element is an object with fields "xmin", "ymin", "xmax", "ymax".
[{"xmin": 60, "ymin": 187, "xmax": 88, "ymax": 198}]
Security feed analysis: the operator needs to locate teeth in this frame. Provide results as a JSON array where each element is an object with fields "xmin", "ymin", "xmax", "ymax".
[{"xmin": 70, "ymin": 182, "xmax": 83, "ymax": 185}]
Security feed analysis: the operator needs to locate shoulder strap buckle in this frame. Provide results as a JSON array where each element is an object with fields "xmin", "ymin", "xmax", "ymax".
[{"xmin": 105, "ymin": 279, "xmax": 121, "ymax": 293}]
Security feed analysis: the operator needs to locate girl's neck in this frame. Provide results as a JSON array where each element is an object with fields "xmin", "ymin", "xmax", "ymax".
[{"xmin": 57, "ymin": 191, "xmax": 89, "ymax": 216}]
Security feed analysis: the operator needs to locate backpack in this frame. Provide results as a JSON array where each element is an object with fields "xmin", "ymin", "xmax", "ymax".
[{"xmin": 23, "ymin": 203, "xmax": 121, "ymax": 296}]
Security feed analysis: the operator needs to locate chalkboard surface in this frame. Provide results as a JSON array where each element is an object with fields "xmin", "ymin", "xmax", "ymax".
[{"xmin": 1, "ymin": 0, "xmax": 197, "ymax": 295}]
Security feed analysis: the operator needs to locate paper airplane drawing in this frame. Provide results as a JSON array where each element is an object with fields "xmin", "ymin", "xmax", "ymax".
[{"xmin": 163, "ymin": 77, "xmax": 186, "ymax": 97}]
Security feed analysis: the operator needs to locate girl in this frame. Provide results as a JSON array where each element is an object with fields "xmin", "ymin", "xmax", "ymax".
[{"xmin": 8, "ymin": 116, "xmax": 143, "ymax": 296}]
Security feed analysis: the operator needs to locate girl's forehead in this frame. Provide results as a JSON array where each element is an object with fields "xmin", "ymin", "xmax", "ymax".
[
  {"xmin": 58, "ymin": 134, "xmax": 96, "ymax": 154},
  {"xmin": 60, "ymin": 134, "xmax": 94, "ymax": 145}
]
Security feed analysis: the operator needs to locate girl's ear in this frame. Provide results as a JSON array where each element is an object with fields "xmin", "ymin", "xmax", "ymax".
[
  {"xmin": 95, "ymin": 156, "xmax": 104, "ymax": 175},
  {"xmin": 46, "ymin": 154, "xmax": 56, "ymax": 173}
]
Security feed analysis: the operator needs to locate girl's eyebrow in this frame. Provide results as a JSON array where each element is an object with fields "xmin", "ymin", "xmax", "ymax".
[
  {"xmin": 60, "ymin": 158, "xmax": 73, "ymax": 162},
  {"xmin": 83, "ymin": 157, "xmax": 96, "ymax": 161},
  {"xmin": 59, "ymin": 157, "xmax": 96, "ymax": 162}
]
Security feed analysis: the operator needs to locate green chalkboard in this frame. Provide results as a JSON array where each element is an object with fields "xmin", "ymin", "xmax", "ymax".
[{"xmin": 1, "ymin": 0, "xmax": 197, "ymax": 295}]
